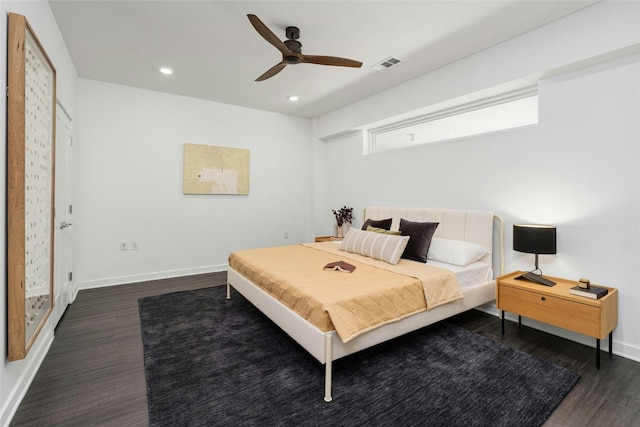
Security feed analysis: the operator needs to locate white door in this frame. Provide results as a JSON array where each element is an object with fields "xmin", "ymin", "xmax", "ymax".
[{"xmin": 53, "ymin": 101, "xmax": 74, "ymax": 326}]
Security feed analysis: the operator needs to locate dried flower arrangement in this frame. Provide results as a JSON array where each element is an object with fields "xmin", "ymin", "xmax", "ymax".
[{"xmin": 332, "ymin": 206, "xmax": 354, "ymax": 227}]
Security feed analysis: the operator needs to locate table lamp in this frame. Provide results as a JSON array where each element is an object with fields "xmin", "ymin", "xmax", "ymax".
[{"xmin": 513, "ymin": 224, "xmax": 556, "ymax": 286}]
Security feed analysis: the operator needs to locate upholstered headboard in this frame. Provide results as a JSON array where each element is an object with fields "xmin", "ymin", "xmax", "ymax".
[{"xmin": 363, "ymin": 207, "xmax": 504, "ymax": 275}]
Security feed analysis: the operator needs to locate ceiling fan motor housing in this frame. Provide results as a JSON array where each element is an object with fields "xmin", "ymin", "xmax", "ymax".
[{"xmin": 284, "ymin": 39, "xmax": 302, "ymax": 63}]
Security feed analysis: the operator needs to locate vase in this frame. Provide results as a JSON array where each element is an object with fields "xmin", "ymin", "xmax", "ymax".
[{"xmin": 337, "ymin": 222, "xmax": 351, "ymax": 238}]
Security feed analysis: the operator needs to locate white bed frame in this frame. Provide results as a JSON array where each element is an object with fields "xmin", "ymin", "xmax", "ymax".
[{"xmin": 226, "ymin": 207, "xmax": 504, "ymax": 402}]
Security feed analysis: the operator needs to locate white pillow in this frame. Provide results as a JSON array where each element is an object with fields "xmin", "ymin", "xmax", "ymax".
[
  {"xmin": 340, "ymin": 228, "xmax": 410, "ymax": 265},
  {"xmin": 427, "ymin": 237, "xmax": 488, "ymax": 266}
]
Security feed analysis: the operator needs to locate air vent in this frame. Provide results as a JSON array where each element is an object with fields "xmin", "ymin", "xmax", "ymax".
[{"xmin": 371, "ymin": 56, "xmax": 402, "ymax": 72}]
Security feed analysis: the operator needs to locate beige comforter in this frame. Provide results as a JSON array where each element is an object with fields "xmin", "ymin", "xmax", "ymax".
[{"xmin": 228, "ymin": 242, "xmax": 463, "ymax": 342}]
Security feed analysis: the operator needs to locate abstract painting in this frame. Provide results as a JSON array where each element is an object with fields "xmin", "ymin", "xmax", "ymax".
[{"xmin": 183, "ymin": 143, "xmax": 250, "ymax": 195}]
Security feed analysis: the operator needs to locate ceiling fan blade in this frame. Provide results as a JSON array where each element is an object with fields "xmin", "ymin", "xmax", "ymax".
[
  {"xmin": 256, "ymin": 62, "xmax": 287, "ymax": 81},
  {"xmin": 300, "ymin": 55, "xmax": 362, "ymax": 68},
  {"xmin": 247, "ymin": 14, "xmax": 290, "ymax": 57}
]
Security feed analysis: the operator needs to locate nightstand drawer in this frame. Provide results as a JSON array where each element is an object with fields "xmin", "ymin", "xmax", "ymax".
[{"xmin": 499, "ymin": 285, "xmax": 601, "ymax": 337}]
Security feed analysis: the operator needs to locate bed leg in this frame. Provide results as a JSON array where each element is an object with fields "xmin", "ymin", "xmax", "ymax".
[
  {"xmin": 324, "ymin": 333, "xmax": 333, "ymax": 402},
  {"xmin": 226, "ymin": 283, "xmax": 231, "ymax": 300}
]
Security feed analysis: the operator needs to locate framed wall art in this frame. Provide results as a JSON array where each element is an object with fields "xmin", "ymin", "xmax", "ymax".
[
  {"xmin": 183, "ymin": 143, "xmax": 250, "ymax": 195},
  {"xmin": 7, "ymin": 13, "xmax": 57, "ymax": 361}
]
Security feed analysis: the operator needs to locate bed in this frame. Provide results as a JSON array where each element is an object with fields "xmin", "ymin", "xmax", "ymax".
[{"xmin": 226, "ymin": 207, "xmax": 504, "ymax": 402}]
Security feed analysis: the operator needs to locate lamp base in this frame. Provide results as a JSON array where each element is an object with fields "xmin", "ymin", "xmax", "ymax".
[{"xmin": 515, "ymin": 271, "xmax": 556, "ymax": 287}]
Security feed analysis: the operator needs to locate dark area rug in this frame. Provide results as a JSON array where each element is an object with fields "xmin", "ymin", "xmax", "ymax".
[{"xmin": 139, "ymin": 286, "xmax": 579, "ymax": 427}]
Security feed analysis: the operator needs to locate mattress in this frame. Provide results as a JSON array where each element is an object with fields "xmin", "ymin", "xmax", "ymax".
[{"xmin": 426, "ymin": 259, "xmax": 492, "ymax": 291}]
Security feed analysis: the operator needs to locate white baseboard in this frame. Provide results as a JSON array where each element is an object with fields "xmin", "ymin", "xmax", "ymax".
[
  {"xmin": 613, "ymin": 339, "xmax": 640, "ymax": 363},
  {"xmin": 76, "ymin": 264, "xmax": 228, "ymax": 290},
  {"xmin": 1, "ymin": 325, "xmax": 54, "ymax": 427},
  {"xmin": 69, "ymin": 280, "xmax": 80, "ymax": 303},
  {"xmin": 474, "ymin": 303, "xmax": 640, "ymax": 364}
]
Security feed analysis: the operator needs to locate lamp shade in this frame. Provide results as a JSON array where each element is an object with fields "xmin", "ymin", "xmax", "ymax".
[{"xmin": 513, "ymin": 224, "xmax": 556, "ymax": 254}]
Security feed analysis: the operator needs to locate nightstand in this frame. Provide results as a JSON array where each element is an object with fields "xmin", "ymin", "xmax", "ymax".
[
  {"xmin": 315, "ymin": 236, "xmax": 343, "ymax": 242},
  {"xmin": 496, "ymin": 271, "xmax": 618, "ymax": 368}
]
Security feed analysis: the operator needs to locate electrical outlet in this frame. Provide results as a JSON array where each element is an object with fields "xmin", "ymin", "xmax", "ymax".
[
  {"xmin": 132, "ymin": 241, "xmax": 139, "ymax": 250},
  {"xmin": 120, "ymin": 241, "xmax": 128, "ymax": 251}
]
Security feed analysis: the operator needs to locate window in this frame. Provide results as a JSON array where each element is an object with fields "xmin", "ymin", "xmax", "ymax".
[{"xmin": 368, "ymin": 87, "xmax": 538, "ymax": 154}]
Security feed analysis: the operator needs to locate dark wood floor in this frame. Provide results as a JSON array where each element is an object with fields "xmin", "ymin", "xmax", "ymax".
[{"xmin": 10, "ymin": 272, "xmax": 640, "ymax": 426}]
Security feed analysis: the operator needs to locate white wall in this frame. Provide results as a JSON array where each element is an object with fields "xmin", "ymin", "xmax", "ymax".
[
  {"xmin": 75, "ymin": 79, "xmax": 313, "ymax": 288},
  {"xmin": 0, "ymin": 1, "xmax": 78, "ymax": 425},
  {"xmin": 316, "ymin": 1, "xmax": 640, "ymax": 362}
]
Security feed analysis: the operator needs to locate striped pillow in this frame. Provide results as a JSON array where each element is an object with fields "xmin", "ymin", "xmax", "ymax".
[{"xmin": 340, "ymin": 228, "xmax": 410, "ymax": 265}]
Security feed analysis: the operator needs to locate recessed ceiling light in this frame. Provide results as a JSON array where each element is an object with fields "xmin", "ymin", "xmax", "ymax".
[
  {"xmin": 287, "ymin": 95, "xmax": 299, "ymax": 102},
  {"xmin": 159, "ymin": 67, "xmax": 173, "ymax": 75}
]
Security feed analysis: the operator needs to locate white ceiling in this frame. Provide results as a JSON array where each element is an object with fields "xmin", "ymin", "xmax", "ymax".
[{"xmin": 48, "ymin": 0, "xmax": 596, "ymax": 118}]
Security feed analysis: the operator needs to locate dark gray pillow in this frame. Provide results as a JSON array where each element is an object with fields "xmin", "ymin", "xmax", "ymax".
[
  {"xmin": 361, "ymin": 218, "xmax": 393, "ymax": 231},
  {"xmin": 399, "ymin": 219, "xmax": 439, "ymax": 263}
]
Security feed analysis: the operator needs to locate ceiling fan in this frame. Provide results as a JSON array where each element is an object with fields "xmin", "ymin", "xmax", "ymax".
[{"xmin": 247, "ymin": 14, "xmax": 363, "ymax": 81}]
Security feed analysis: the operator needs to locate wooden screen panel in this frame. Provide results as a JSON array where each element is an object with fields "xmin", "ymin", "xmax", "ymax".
[{"xmin": 7, "ymin": 12, "xmax": 57, "ymax": 361}]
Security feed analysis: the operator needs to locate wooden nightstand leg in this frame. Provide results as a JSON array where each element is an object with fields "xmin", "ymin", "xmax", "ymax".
[{"xmin": 501, "ymin": 310, "xmax": 505, "ymax": 336}]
